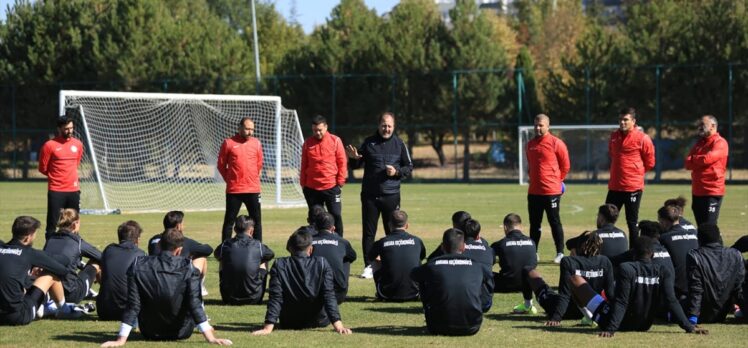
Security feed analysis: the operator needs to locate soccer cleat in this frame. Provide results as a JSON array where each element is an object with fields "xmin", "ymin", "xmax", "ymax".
[
  {"xmin": 55, "ymin": 303, "xmax": 85, "ymax": 319},
  {"xmin": 360, "ymin": 265, "xmax": 373, "ymax": 279},
  {"xmin": 553, "ymin": 253, "xmax": 564, "ymax": 264},
  {"xmin": 81, "ymin": 302, "xmax": 96, "ymax": 314},
  {"xmin": 580, "ymin": 316, "xmax": 598, "ymax": 327},
  {"xmin": 512, "ymin": 303, "xmax": 538, "ymax": 315}
]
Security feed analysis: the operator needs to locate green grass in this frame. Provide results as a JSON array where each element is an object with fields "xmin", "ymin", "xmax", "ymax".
[{"xmin": 0, "ymin": 182, "xmax": 746, "ymax": 347}]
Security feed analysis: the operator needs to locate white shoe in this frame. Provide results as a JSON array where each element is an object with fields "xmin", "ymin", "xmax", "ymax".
[
  {"xmin": 56, "ymin": 303, "xmax": 84, "ymax": 319},
  {"xmin": 201, "ymin": 279, "xmax": 209, "ymax": 296},
  {"xmin": 37, "ymin": 299, "xmax": 57, "ymax": 319},
  {"xmin": 553, "ymin": 253, "xmax": 564, "ymax": 264},
  {"xmin": 360, "ymin": 265, "xmax": 373, "ymax": 279}
]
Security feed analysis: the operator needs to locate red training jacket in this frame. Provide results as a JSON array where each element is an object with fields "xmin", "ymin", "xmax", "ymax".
[
  {"xmin": 608, "ymin": 128, "xmax": 655, "ymax": 192},
  {"xmin": 685, "ymin": 132, "xmax": 728, "ymax": 196},
  {"xmin": 38, "ymin": 136, "xmax": 84, "ymax": 192},
  {"xmin": 217, "ymin": 134, "xmax": 263, "ymax": 193},
  {"xmin": 300, "ymin": 133, "xmax": 347, "ymax": 190},
  {"xmin": 526, "ymin": 133, "xmax": 570, "ymax": 195}
]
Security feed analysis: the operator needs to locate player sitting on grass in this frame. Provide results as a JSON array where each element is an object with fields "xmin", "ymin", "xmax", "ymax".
[
  {"xmin": 522, "ymin": 230, "xmax": 614, "ymax": 327},
  {"xmin": 43, "ymin": 209, "xmax": 101, "ymax": 305},
  {"xmin": 686, "ymin": 223, "xmax": 744, "ymax": 324},
  {"xmin": 149, "ymin": 211, "xmax": 213, "ymax": 295},
  {"xmin": 411, "ymin": 228, "xmax": 494, "ymax": 336},
  {"xmin": 490, "ymin": 213, "xmax": 538, "ymax": 314},
  {"xmin": 253, "ymin": 228, "xmax": 352, "ymax": 335},
  {"xmin": 367, "ymin": 210, "xmax": 426, "ymax": 301},
  {"xmin": 97, "ymin": 221, "xmax": 146, "ymax": 320},
  {"xmin": 569, "ymin": 236, "xmax": 708, "ymax": 337},
  {"xmin": 593, "ymin": 204, "xmax": 628, "ymax": 259},
  {"xmin": 658, "ymin": 205, "xmax": 699, "ymax": 307},
  {"xmin": 0, "ymin": 216, "xmax": 85, "ymax": 325},
  {"xmin": 663, "ymin": 196, "xmax": 697, "ymax": 232},
  {"xmin": 214, "ymin": 215, "xmax": 274, "ymax": 305},
  {"xmin": 101, "ymin": 229, "xmax": 232, "ymax": 346},
  {"xmin": 311, "ymin": 212, "xmax": 357, "ymax": 304},
  {"xmin": 428, "ymin": 218, "xmax": 494, "ymax": 267}
]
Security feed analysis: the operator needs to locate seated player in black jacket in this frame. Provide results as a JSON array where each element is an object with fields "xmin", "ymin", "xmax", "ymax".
[
  {"xmin": 214, "ymin": 215, "xmax": 274, "ymax": 305},
  {"xmin": 311, "ymin": 212, "xmax": 357, "ymax": 303},
  {"xmin": 523, "ymin": 230, "xmax": 614, "ymax": 327},
  {"xmin": 97, "ymin": 221, "xmax": 146, "ymax": 320},
  {"xmin": 686, "ymin": 224, "xmax": 744, "ymax": 324},
  {"xmin": 367, "ymin": 210, "xmax": 426, "ymax": 301},
  {"xmin": 731, "ymin": 235, "xmax": 748, "ymax": 319},
  {"xmin": 658, "ymin": 205, "xmax": 699, "ymax": 304},
  {"xmin": 100, "ymin": 229, "xmax": 232, "ymax": 346},
  {"xmin": 594, "ymin": 204, "xmax": 628, "ymax": 259},
  {"xmin": 490, "ymin": 213, "xmax": 537, "ymax": 314},
  {"xmin": 569, "ymin": 236, "xmax": 708, "ymax": 338},
  {"xmin": 411, "ymin": 228, "xmax": 494, "ymax": 336},
  {"xmin": 0, "ymin": 216, "xmax": 82, "ymax": 325},
  {"xmin": 149, "ymin": 211, "xmax": 213, "ymax": 295},
  {"xmin": 663, "ymin": 196, "xmax": 697, "ymax": 232},
  {"xmin": 252, "ymin": 228, "xmax": 352, "ymax": 335},
  {"xmin": 43, "ymin": 209, "xmax": 101, "ymax": 304},
  {"xmin": 428, "ymin": 217, "xmax": 494, "ymax": 267}
]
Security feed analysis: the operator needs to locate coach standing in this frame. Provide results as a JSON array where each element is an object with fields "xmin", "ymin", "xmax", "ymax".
[
  {"xmin": 526, "ymin": 114, "xmax": 570, "ymax": 263},
  {"xmin": 301, "ymin": 115, "xmax": 347, "ymax": 236},
  {"xmin": 606, "ymin": 107, "xmax": 655, "ymax": 247},
  {"xmin": 217, "ymin": 117, "xmax": 263, "ymax": 242},
  {"xmin": 39, "ymin": 110, "xmax": 84, "ymax": 238},
  {"xmin": 685, "ymin": 115, "xmax": 728, "ymax": 226},
  {"xmin": 346, "ymin": 112, "xmax": 412, "ymax": 279}
]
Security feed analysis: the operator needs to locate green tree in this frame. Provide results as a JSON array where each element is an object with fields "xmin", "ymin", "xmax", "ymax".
[
  {"xmin": 446, "ymin": 0, "xmax": 511, "ymax": 180},
  {"xmin": 515, "ymin": 46, "xmax": 542, "ymax": 120}
]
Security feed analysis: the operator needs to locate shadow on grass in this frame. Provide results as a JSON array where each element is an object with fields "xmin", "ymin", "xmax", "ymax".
[
  {"xmin": 511, "ymin": 324, "xmax": 597, "ymax": 334},
  {"xmin": 53, "ymin": 331, "xmax": 115, "ymax": 343},
  {"xmin": 364, "ymin": 306, "xmax": 423, "ymax": 315},
  {"xmin": 342, "ymin": 296, "xmax": 376, "ymax": 303},
  {"xmin": 486, "ymin": 313, "xmax": 543, "ymax": 323},
  {"xmin": 202, "ymin": 299, "xmax": 267, "ymax": 306},
  {"xmin": 213, "ymin": 322, "xmax": 260, "ymax": 332},
  {"xmin": 353, "ymin": 325, "xmax": 428, "ymax": 336}
]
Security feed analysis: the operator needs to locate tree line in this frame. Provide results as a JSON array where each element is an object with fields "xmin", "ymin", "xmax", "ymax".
[{"xmin": 1, "ymin": 0, "xmax": 747, "ymax": 169}]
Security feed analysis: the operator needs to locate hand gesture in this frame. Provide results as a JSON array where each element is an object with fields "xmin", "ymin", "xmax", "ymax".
[
  {"xmin": 598, "ymin": 331, "xmax": 614, "ymax": 338},
  {"xmin": 544, "ymin": 320, "xmax": 560, "ymax": 327},
  {"xmin": 692, "ymin": 326, "xmax": 709, "ymax": 335},
  {"xmin": 208, "ymin": 338, "xmax": 233, "ymax": 345},
  {"xmin": 385, "ymin": 165, "xmax": 397, "ymax": 177},
  {"xmin": 345, "ymin": 145, "xmax": 362, "ymax": 160}
]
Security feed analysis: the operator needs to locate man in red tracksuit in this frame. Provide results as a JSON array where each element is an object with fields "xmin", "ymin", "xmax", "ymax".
[
  {"xmin": 217, "ymin": 117, "xmax": 264, "ymax": 242},
  {"xmin": 606, "ymin": 107, "xmax": 655, "ymax": 247},
  {"xmin": 526, "ymin": 114, "xmax": 570, "ymax": 263},
  {"xmin": 39, "ymin": 110, "xmax": 84, "ymax": 238},
  {"xmin": 301, "ymin": 115, "xmax": 348, "ymax": 236},
  {"xmin": 685, "ymin": 115, "xmax": 728, "ymax": 226}
]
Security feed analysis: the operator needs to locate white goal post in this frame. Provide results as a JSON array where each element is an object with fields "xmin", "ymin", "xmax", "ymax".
[
  {"xmin": 518, "ymin": 124, "xmax": 622, "ymax": 185},
  {"xmin": 60, "ymin": 90, "xmax": 305, "ymax": 213}
]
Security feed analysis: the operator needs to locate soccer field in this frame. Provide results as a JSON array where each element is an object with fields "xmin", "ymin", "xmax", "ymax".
[{"xmin": 0, "ymin": 182, "xmax": 746, "ymax": 347}]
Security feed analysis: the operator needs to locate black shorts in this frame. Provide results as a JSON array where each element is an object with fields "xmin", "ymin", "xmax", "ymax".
[
  {"xmin": 64, "ymin": 265, "xmax": 97, "ymax": 303},
  {"xmin": 0, "ymin": 286, "xmax": 45, "ymax": 326}
]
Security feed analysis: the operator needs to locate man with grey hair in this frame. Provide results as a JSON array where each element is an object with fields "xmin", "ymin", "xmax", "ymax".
[
  {"xmin": 526, "ymin": 114, "xmax": 570, "ymax": 263},
  {"xmin": 685, "ymin": 115, "xmax": 728, "ymax": 226}
]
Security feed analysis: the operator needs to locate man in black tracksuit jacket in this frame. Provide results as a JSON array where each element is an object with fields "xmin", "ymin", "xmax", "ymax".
[
  {"xmin": 97, "ymin": 221, "xmax": 146, "ymax": 320},
  {"xmin": 686, "ymin": 224, "xmax": 744, "ymax": 324},
  {"xmin": 658, "ymin": 206, "xmax": 699, "ymax": 303},
  {"xmin": 367, "ymin": 211, "xmax": 425, "ymax": 301},
  {"xmin": 524, "ymin": 231, "xmax": 615, "ymax": 325},
  {"xmin": 346, "ymin": 112, "xmax": 412, "ymax": 278},
  {"xmin": 411, "ymin": 229, "xmax": 494, "ymax": 336},
  {"xmin": 252, "ymin": 229, "xmax": 352, "ymax": 335},
  {"xmin": 101, "ymin": 229, "xmax": 231, "ymax": 346},
  {"xmin": 490, "ymin": 214, "xmax": 537, "ymax": 306},
  {"xmin": 0, "ymin": 216, "xmax": 71, "ymax": 325},
  {"xmin": 611, "ymin": 221, "xmax": 674, "ymax": 275},
  {"xmin": 570, "ymin": 237, "xmax": 707, "ymax": 337},
  {"xmin": 214, "ymin": 215, "xmax": 274, "ymax": 305},
  {"xmin": 311, "ymin": 213, "xmax": 357, "ymax": 303},
  {"xmin": 594, "ymin": 204, "xmax": 628, "ymax": 259},
  {"xmin": 427, "ymin": 218, "xmax": 494, "ymax": 267},
  {"xmin": 44, "ymin": 226, "xmax": 102, "ymax": 304}
]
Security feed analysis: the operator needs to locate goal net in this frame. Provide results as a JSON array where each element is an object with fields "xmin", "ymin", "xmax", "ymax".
[
  {"xmin": 518, "ymin": 125, "xmax": 622, "ymax": 185},
  {"xmin": 60, "ymin": 90, "xmax": 305, "ymax": 213}
]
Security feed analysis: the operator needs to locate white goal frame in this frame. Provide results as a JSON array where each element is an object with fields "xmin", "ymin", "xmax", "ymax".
[
  {"xmin": 60, "ymin": 90, "xmax": 305, "ymax": 213},
  {"xmin": 518, "ymin": 124, "xmax": 621, "ymax": 185}
]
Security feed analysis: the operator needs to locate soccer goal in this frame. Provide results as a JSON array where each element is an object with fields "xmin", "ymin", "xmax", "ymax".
[
  {"xmin": 60, "ymin": 90, "xmax": 305, "ymax": 213},
  {"xmin": 518, "ymin": 125, "xmax": 621, "ymax": 185}
]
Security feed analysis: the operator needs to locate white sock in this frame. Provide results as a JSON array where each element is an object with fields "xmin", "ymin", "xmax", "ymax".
[{"xmin": 524, "ymin": 299, "xmax": 533, "ymax": 307}]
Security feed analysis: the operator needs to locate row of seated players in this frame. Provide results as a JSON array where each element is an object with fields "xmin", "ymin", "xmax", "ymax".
[{"xmin": 1, "ymin": 205, "xmax": 746, "ymax": 342}]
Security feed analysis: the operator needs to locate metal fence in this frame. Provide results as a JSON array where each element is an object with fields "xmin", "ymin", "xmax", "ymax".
[{"xmin": 1, "ymin": 64, "xmax": 745, "ymax": 182}]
